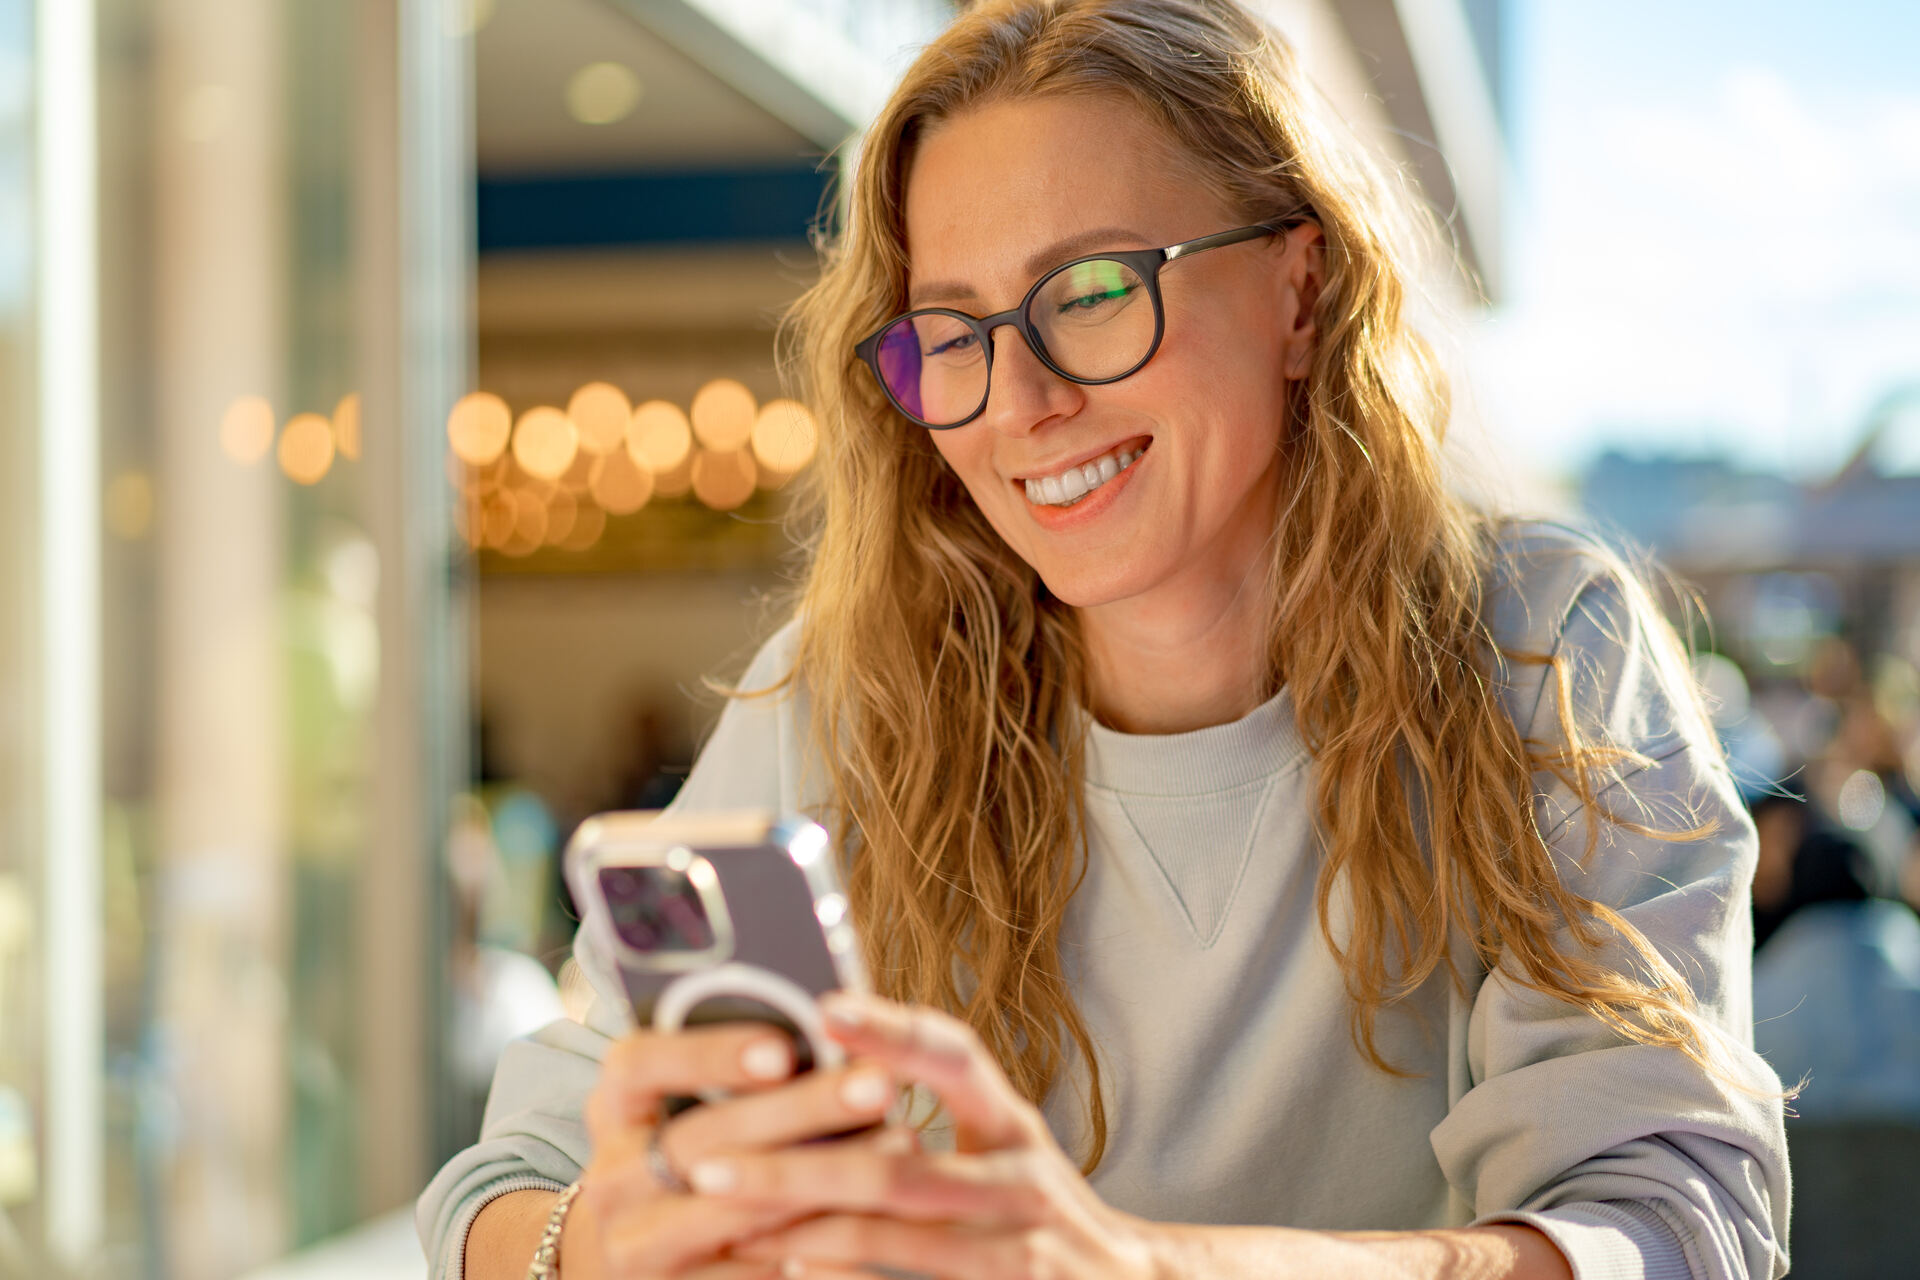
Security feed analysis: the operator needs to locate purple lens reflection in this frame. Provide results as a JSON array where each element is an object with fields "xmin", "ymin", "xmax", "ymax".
[{"xmin": 876, "ymin": 320, "xmax": 925, "ymax": 420}]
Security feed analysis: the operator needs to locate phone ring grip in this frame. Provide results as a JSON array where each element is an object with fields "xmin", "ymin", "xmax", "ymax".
[{"xmin": 651, "ymin": 962, "xmax": 846, "ymax": 1106}]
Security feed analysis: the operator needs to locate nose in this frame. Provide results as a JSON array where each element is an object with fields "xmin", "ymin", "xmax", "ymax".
[{"xmin": 978, "ymin": 319, "xmax": 1085, "ymax": 438}]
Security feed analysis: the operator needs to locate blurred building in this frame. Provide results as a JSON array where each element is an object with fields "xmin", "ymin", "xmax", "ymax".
[
  {"xmin": 1581, "ymin": 384, "xmax": 1920, "ymax": 668},
  {"xmin": 0, "ymin": 2, "xmax": 1506, "ymax": 1278}
]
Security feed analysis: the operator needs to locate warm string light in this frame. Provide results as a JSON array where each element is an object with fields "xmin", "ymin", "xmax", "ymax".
[
  {"xmin": 278, "ymin": 413, "xmax": 336, "ymax": 485},
  {"xmin": 446, "ymin": 379, "xmax": 823, "ymax": 554},
  {"xmin": 690, "ymin": 378, "xmax": 756, "ymax": 452},
  {"xmin": 218, "ymin": 393, "xmax": 366, "ymax": 486},
  {"xmin": 332, "ymin": 392, "xmax": 362, "ymax": 461},
  {"xmin": 449, "ymin": 391, "xmax": 513, "ymax": 466},
  {"xmin": 220, "ymin": 395, "xmax": 275, "ymax": 464},
  {"xmin": 510, "ymin": 406, "xmax": 578, "ymax": 481},
  {"xmin": 691, "ymin": 447, "xmax": 757, "ymax": 511},
  {"xmin": 589, "ymin": 449, "xmax": 653, "ymax": 515},
  {"xmin": 568, "ymin": 382, "xmax": 631, "ymax": 456},
  {"xmin": 750, "ymin": 399, "xmax": 819, "ymax": 486}
]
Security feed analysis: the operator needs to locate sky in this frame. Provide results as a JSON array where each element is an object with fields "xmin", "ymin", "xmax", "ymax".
[{"xmin": 1464, "ymin": 0, "xmax": 1920, "ymax": 484}]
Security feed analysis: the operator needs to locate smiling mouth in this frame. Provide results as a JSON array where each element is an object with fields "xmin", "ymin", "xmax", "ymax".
[{"xmin": 1021, "ymin": 440, "xmax": 1149, "ymax": 507}]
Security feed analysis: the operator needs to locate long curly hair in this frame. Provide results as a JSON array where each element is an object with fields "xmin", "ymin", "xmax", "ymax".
[{"xmin": 773, "ymin": 0, "xmax": 1727, "ymax": 1171}]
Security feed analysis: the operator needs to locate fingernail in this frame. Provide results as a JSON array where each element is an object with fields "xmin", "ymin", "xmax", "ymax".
[
  {"xmin": 742, "ymin": 1038, "xmax": 791, "ymax": 1081},
  {"xmin": 689, "ymin": 1159, "xmax": 737, "ymax": 1194},
  {"xmin": 820, "ymin": 994, "xmax": 863, "ymax": 1029},
  {"xmin": 839, "ymin": 1066, "xmax": 890, "ymax": 1113},
  {"xmin": 780, "ymin": 1259, "xmax": 807, "ymax": 1279}
]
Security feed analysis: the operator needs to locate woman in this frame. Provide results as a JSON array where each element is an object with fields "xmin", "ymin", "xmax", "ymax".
[{"xmin": 420, "ymin": 2, "xmax": 1789, "ymax": 1277}]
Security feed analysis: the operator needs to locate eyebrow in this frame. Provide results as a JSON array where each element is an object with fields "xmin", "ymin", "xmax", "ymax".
[{"xmin": 907, "ymin": 226, "xmax": 1152, "ymax": 308}]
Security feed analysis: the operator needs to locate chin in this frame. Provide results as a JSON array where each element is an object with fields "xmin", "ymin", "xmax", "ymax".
[{"xmin": 1029, "ymin": 557, "xmax": 1151, "ymax": 610}]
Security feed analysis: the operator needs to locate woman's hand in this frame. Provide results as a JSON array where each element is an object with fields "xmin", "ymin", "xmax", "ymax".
[
  {"xmin": 711, "ymin": 995, "xmax": 1164, "ymax": 1280},
  {"xmin": 566, "ymin": 1022, "xmax": 912, "ymax": 1280}
]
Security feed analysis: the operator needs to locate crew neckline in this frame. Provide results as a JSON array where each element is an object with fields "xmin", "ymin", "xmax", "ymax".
[{"xmin": 1082, "ymin": 685, "xmax": 1306, "ymax": 796}]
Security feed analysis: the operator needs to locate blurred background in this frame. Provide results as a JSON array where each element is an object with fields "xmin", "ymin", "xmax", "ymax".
[{"xmin": 0, "ymin": 1, "xmax": 1915, "ymax": 1277}]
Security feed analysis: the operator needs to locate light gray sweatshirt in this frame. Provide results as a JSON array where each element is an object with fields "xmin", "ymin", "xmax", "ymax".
[{"xmin": 418, "ymin": 524, "xmax": 1790, "ymax": 1280}]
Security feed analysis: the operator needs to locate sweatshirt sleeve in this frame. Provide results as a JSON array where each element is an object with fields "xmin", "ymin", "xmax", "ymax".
[
  {"xmin": 1429, "ymin": 527, "xmax": 1791, "ymax": 1280},
  {"xmin": 414, "ymin": 620, "xmax": 808, "ymax": 1279}
]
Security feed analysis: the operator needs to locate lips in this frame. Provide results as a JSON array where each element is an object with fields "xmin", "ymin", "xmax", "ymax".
[
  {"xmin": 1022, "ymin": 442, "xmax": 1147, "ymax": 506},
  {"xmin": 1014, "ymin": 435, "xmax": 1153, "ymax": 483}
]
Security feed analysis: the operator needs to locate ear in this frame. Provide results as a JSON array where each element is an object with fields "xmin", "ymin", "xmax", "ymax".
[{"xmin": 1277, "ymin": 222, "xmax": 1325, "ymax": 381}]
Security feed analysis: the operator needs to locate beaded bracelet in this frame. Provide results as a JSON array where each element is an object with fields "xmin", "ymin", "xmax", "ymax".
[{"xmin": 525, "ymin": 1180, "xmax": 583, "ymax": 1280}]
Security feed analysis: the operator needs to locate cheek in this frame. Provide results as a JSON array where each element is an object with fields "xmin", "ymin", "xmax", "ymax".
[
  {"xmin": 1122, "ymin": 312, "xmax": 1291, "ymax": 455},
  {"xmin": 1158, "ymin": 288, "xmax": 1285, "ymax": 396},
  {"xmin": 928, "ymin": 431, "xmax": 1003, "ymax": 508}
]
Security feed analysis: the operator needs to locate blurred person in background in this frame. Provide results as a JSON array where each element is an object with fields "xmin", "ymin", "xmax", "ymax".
[
  {"xmin": 608, "ymin": 696, "xmax": 691, "ymax": 814},
  {"xmin": 442, "ymin": 718, "xmax": 570, "ymax": 1139},
  {"xmin": 420, "ymin": 3, "xmax": 1788, "ymax": 1279},
  {"xmin": 1749, "ymin": 792, "xmax": 1874, "ymax": 950},
  {"xmin": 1749, "ymin": 791, "xmax": 1920, "ymax": 1123}
]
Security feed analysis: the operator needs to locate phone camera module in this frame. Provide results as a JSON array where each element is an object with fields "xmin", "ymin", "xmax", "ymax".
[{"xmin": 602, "ymin": 865, "xmax": 718, "ymax": 954}]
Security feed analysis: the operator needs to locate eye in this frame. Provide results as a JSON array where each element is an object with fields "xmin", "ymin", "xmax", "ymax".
[
  {"xmin": 1059, "ymin": 283, "xmax": 1137, "ymax": 312},
  {"xmin": 1042, "ymin": 259, "xmax": 1144, "ymax": 321},
  {"xmin": 925, "ymin": 331, "xmax": 978, "ymax": 357}
]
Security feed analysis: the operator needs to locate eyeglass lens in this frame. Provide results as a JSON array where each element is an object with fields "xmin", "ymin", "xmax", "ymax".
[{"xmin": 874, "ymin": 256, "xmax": 1154, "ymax": 427}]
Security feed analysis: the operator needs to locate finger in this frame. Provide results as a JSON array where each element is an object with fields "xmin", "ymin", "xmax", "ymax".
[
  {"xmin": 688, "ymin": 1144, "xmax": 1045, "ymax": 1227},
  {"xmin": 740, "ymin": 1213, "xmax": 1027, "ymax": 1280},
  {"xmin": 592, "ymin": 1026, "xmax": 796, "ymax": 1132},
  {"xmin": 595, "ymin": 1189, "xmax": 808, "ymax": 1276},
  {"xmin": 817, "ymin": 996, "xmax": 1039, "ymax": 1150},
  {"xmin": 674, "ymin": 1263, "xmax": 785, "ymax": 1280},
  {"xmin": 661, "ymin": 1060, "xmax": 898, "ymax": 1168}
]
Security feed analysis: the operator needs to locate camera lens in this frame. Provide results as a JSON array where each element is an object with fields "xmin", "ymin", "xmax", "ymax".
[{"xmin": 604, "ymin": 864, "xmax": 716, "ymax": 954}]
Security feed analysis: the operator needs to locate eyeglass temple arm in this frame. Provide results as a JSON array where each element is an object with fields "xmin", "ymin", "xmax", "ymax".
[{"xmin": 1161, "ymin": 218, "xmax": 1309, "ymax": 264}]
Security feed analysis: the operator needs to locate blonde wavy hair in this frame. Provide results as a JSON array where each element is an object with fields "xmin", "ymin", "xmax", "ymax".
[{"xmin": 773, "ymin": 0, "xmax": 1728, "ymax": 1171}]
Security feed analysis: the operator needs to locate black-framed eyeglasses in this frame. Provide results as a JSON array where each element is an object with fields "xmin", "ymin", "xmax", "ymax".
[{"xmin": 853, "ymin": 220, "xmax": 1304, "ymax": 430}]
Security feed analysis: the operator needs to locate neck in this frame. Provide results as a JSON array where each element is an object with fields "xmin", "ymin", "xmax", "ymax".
[{"xmin": 1078, "ymin": 549, "xmax": 1278, "ymax": 737}]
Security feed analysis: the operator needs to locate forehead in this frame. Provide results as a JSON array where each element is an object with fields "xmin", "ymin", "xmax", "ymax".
[{"xmin": 900, "ymin": 94, "xmax": 1224, "ymax": 302}]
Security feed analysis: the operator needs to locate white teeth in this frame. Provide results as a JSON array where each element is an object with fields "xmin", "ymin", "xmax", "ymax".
[{"xmin": 1022, "ymin": 444, "xmax": 1145, "ymax": 507}]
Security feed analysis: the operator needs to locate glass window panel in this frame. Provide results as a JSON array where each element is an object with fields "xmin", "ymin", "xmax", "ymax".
[{"xmin": 0, "ymin": 0, "xmax": 41, "ymax": 1270}]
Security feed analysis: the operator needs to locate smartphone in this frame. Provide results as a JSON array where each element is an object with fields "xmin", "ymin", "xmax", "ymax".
[{"xmin": 565, "ymin": 810, "xmax": 869, "ymax": 1110}]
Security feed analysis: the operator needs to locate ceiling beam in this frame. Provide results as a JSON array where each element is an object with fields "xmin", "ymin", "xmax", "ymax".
[
  {"xmin": 1331, "ymin": 0, "xmax": 1507, "ymax": 302},
  {"xmin": 605, "ymin": 0, "xmax": 948, "ymax": 151}
]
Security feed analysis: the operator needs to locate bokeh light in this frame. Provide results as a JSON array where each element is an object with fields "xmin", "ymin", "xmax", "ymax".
[
  {"xmin": 559, "ymin": 502, "xmax": 607, "ymax": 552},
  {"xmin": 750, "ymin": 399, "xmax": 819, "ymax": 484},
  {"xmin": 503, "ymin": 488, "xmax": 548, "ymax": 557},
  {"xmin": 558, "ymin": 448, "xmax": 595, "ymax": 493},
  {"xmin": 652, "ymin": 453, "xmax": 693, "ymax": 499},
  {"xmin": 448, "ymin": 391, "xmax": 513, "ymax": 466},
  {"xmin": 480, "ymin": 493, "xmax": 516, "ymax": 550},
  {"xmin": 691, "ymin": 448, "xmax": 757, "ymax": 511},
  {"xmin": 543, "ymin": 488, "xmax": 579, "ymax": 547},
  {"xmin": 333, "ymin": 392, "xmax": 363, "ymax": 461},
  {"xmin": 511, "ymin": 406, "xmax": 579, "ymax": 482},
  {"xmin": 568, "ymin": 382, "xmax": 631, "ymax": 456},
  {"xmin": 690, "ymin": 379, "xmax": 756, "ymax": 453},
  {"xmin": 220, "ymin": 395, "xmax": 276, "ymax": 464},
  {"xmin": 589, "ymin": 448, "xmax": 654, "ymax": 516},
  {"xmin": 628, "ymin": 400, "xmax": 692, "ymax": 474},
  {"xmin": 1836, "ymin": 769, "xmax": 1887, "ymax": 832},
  {"xmin": 566, "ymin": 62, "xmax": 642, "ymax": 126},
  {"xmin": 278, "ymin": 413, "xmax": 337, "ymax": 485}
]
